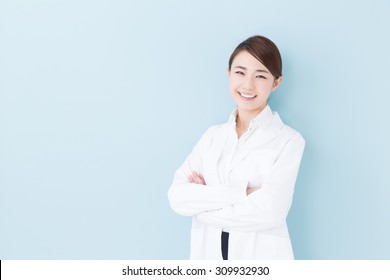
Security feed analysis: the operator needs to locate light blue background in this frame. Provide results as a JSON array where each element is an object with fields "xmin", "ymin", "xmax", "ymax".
[{"xmin": 1, "ymin": 0, "xmax": 389, "ymax": 259}]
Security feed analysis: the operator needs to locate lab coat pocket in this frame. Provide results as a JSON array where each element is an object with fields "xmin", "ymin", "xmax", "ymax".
[{"xmin": 230, "ymin": 150, "xmax": 277, "ymax": 188}]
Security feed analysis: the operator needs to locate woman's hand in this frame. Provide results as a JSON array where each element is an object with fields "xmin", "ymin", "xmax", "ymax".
[
  {"xmin": 246, "ymin": 187, "xmax": 260, "ymax": 196},
  {"xmin": 188, "ymin": 171, "xmax": 206, "ymax": 185}
]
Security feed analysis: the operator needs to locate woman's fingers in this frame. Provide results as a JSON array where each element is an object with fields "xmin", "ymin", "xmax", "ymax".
[
  {"xmin": 246, "ymin": 187, "xmax": 260, "ymax": 196},
  {"xmin": 193, "ymin": 171, "xmax": 205, "ymax": 185},
  {"xmin": 189, "ymin": 171, "xmax": 206, "ymax": 185},
  {"xmin": 197, "ymin": 174, "xmax": 206, "ymax": 185}
]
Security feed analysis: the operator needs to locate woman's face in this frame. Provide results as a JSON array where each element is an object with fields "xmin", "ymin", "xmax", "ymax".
[{"xmin": 228, "ymin": 50, "xmax": 282, "ymax": 115}]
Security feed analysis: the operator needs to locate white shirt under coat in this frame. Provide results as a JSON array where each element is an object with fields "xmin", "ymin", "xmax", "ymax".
[{"xmin": 168, "ymin": 105, "xmax": 305, "ymax": 259}]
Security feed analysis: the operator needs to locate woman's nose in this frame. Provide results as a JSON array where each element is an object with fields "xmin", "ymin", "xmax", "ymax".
[{"xmin": 243, "ymin": 76, "xmax": 254, "ymax": 89}]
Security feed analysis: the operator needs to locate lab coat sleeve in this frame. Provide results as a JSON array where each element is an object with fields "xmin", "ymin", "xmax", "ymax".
[
  {"xmin": 195, "ymin": 133, "xmax": 305, "ymax": 232},
  {"xmin": 168, "ymin": 127, "xmax": 248, "ymax": 216}
]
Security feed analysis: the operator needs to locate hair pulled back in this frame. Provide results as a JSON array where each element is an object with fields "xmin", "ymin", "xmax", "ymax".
[{"xmin": 228, "ymin": 35, "xmax": 282, "ymax": 79}]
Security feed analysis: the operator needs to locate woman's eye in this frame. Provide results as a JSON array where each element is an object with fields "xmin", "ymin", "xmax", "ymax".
[
  {"xmin": 235, "ymin": 71, "xmax": 244, "ymax": 75},
  {"xmin": 256, "ymin": 75, "xmax": 266, "ymax": 79}
]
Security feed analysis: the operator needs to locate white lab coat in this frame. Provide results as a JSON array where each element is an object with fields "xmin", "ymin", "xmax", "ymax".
[{"xmin": 168, "ymin": 106, "xmax": 305, "ymax": 259}]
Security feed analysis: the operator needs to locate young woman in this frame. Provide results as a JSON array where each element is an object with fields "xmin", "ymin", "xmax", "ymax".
[{"xmin": 168, "ymin": 35, "xmax": 305, "ymax": 260}]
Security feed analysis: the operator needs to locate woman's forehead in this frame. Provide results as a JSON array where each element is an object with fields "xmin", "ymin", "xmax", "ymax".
[{"xmin": 231, "ymin": 51, "xmax": 269, "ymax": 72}]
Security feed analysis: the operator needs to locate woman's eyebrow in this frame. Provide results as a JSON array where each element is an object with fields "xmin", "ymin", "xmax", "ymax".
[{"xmin": 234, "ymin": 65, "xmax": 270, "ymax": 74}]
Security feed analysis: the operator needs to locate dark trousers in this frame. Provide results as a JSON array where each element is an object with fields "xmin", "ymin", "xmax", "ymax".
[{"xmin": 221, "ymin": 231, "xmax": 229, "ymax": 260}]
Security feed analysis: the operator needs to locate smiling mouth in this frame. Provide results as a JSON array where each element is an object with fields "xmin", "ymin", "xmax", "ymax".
[{"xmin": 238, "ymin": 91, "xmax": 257, "ymax": 99}]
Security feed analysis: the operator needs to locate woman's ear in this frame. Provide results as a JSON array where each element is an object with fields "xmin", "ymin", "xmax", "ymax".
[
  {"xmin": 227, "ymin": 68, "xmax": 231, "ymax": 77},
  {"xmin": 271, "ymin": 76, "xmax": 283, "ymax": 92}
]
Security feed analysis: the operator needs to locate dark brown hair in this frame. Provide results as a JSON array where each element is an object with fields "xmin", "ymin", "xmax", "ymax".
[{"xmin": 228, "ymin": 35, "xmax": 282, "ymax": 79}]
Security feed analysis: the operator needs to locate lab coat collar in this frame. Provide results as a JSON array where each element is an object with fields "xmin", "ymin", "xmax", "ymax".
[{"xmin": 228, "ymin": 105, "xmax": 275, "ymax": 131}]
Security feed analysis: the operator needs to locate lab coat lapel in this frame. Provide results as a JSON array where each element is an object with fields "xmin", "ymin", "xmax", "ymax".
[
  {"xmin": 213, "ymin": 125, "xmax": 230, "ymax": 163},
  {"xmin": 204, "ymin": 124, "xmax": 230, "ymax": 184}
]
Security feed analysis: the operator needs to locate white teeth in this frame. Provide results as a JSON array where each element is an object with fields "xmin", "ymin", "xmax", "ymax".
[{"xmin": 239, "ymin": 92, "xmax": 256, "ymax": 99}]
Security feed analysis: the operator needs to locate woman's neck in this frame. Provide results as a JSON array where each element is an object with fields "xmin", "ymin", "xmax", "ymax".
[
  {"xmin": 235, "ymin": 106, "xmax": 265, "ymax": 139},
  {"xmin": 236, "ymin": 106, "xmax": 264, "ymax": 130}
]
